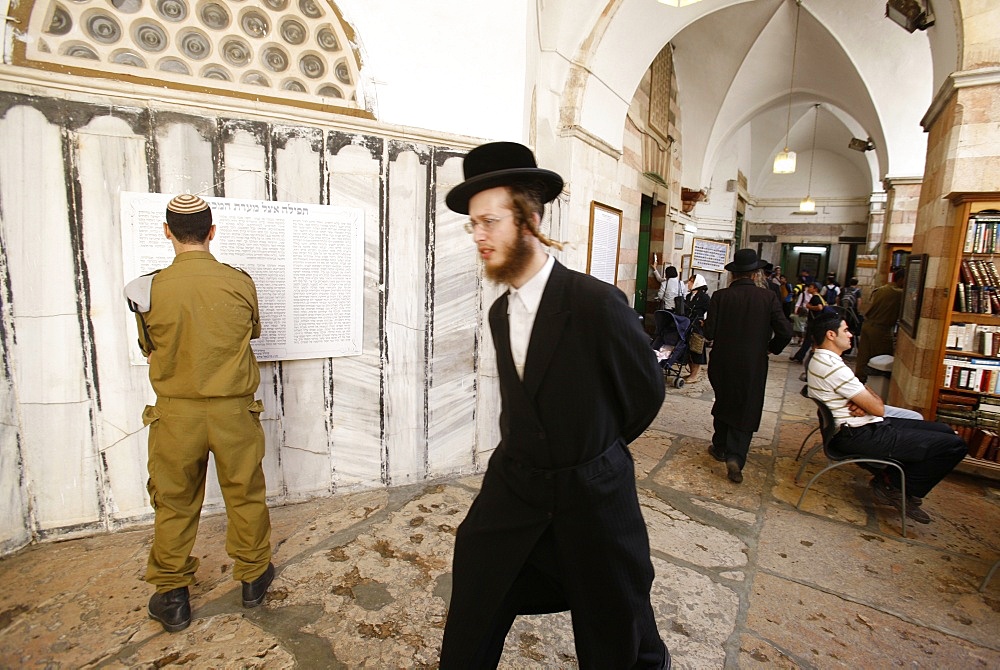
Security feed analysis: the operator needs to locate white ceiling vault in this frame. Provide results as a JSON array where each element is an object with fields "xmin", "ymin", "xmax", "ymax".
[{"xmin": 554, "ymin": 0, "xmax": 957, "ymax": 196}]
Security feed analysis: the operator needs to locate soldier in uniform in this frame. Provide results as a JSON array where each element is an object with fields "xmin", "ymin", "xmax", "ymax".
[{"xmin": 125, "ymin": 194, "xmax": 274, "ymax": 633}]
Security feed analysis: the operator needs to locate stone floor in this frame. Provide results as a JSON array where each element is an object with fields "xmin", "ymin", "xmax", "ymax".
[{"xmin": 1, "ymin": 355, "xmax": 999, "ymax": 669}]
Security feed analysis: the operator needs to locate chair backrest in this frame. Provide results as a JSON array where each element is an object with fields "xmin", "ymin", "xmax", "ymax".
[{"xmin": 811, "ymin": 397, "xmax": 839, "ymax": 451}]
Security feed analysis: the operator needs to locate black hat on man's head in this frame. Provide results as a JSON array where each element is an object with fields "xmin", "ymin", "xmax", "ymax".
[
  {"xmin": 445, "ymin": 142, "xmax": 563, "ymax": 215},
  {"xmin": 724, "ymin": 248, "xmax": 767, "ymax": 272},
  {"xmin": 166, "ymin": 194, "xmax": 212, "ymax": 228}
]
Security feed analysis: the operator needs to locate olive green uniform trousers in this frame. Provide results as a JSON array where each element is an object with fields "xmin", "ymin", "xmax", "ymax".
[{"xmin": 144, "ymin": 395, "xmax": 271, "ymax": 592}]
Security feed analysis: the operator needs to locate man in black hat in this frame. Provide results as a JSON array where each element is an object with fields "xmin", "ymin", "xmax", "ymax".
[
  {"xmin": 439, "ymin": 142, "xmax": 669, "ymax": 668},
  {"xmin": 125, "ymin": 194, "xmax": 274, "ymax": 633},
  {"xmin": 704, "ymin": 248, "xmax": 792, "ymax": 483}
]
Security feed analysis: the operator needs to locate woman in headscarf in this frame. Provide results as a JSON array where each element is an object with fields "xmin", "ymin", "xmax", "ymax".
[{"xmin": 683, "ymin": 274, "xmax": 711, "ymax": 382}]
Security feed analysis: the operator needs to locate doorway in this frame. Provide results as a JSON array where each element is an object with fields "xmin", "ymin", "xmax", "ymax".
[{"xmin": 783, "ymin": 243, "xmax": 830, "ymax": 284}]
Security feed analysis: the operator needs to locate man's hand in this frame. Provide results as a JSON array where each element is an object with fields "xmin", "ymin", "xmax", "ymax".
[{"xmin": 846, "ymin": 401, "xmax": 867, "ymax": 417}]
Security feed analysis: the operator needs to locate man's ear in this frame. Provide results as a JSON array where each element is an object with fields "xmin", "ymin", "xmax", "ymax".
[
  {"xmin": 207, "ymin": 225, "xmax": 216, "ymax": 242},
  {"xmin": 163, "ymin": 222, "xmax": 173, "ymax": 240}
]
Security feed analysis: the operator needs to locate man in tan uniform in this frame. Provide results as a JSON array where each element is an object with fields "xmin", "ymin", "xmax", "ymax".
[{"xmin": 125, "ymin": 194, "xmax": 273, "ymax": 633}]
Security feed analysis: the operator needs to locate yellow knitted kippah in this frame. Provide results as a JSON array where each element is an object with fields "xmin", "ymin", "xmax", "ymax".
[{"xmin": 166, "ymin": 194, "xmax": 209, "ymax": 214}]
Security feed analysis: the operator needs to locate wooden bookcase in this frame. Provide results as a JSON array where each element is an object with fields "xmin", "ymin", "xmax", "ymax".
[{"xmin": 933, "ymin": 193, "xmax": 1000, "ymax": 479}]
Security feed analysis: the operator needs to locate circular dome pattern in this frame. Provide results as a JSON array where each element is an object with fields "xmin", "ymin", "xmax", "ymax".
[
  {"xmin": 84, "ymin": 11, "xmax": 122, "ymax": 44},
  {"xmin": 155, "ymin": 0, "xmax": 187, "ymax": 23},
  {"xmin": 178, "ymin": 28, "xmax": 210, "ymax": 60},
  {"xmin": 240, "ymin": 9, "xmax": 270, "ymax": 38},
  {"xmin": 26, "ymin": 0, "xmax": 362, "ymax": 108},
  {"xmin": 199, "ymin": 3, "xmax": 230, "ymax": 30},
  {"xmin": 46, "ymin": 5, "xmax": 73, "ymax": 36}
]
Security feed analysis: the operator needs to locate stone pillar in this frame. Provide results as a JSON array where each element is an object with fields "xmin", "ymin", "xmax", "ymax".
[{"xmin": 891, "ymin": 69, "xmax": 1000, "ymax": 411}]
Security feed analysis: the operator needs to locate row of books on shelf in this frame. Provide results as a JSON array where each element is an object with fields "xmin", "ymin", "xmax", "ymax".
[
  {"xmin": 945, "ymin": 323, "xmax": 1000, "ymax": 355},
  {"xmin": 936, "ymin": 401, "xmax": 1000, "ymax": 463},
  {"xmin": 954, "ymin": 284, "xmax": 1000, "ymax": 314},
  {"xmin": 941, "ymin": 355, "xmax": 1000, "ymax": 392},
  {"xmin": 963, "ymin": 210, "xmax": 1000, "ymax": 254},
  {"xmin": 936, "ymin": 393, "xmax": 1000, "ymax": 461},
  {"xmin": 955, "ymin": 258, "xmax": 1000, "ymax": 313}
]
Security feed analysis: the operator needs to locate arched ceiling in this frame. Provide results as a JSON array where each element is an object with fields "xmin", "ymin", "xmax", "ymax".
[{"xmin": 559, "ymin": 0, "xmax": 951, "ymax": 195}]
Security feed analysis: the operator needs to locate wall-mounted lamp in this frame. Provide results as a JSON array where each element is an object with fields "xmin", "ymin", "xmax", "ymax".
[
  {"xmin": 773, "ymin": 1, "xmax": 803, "ymax": 174},
  {"xmin": 885, "ymin": 0, "xmax": 934, "ymax": 32},
  {"xmin": 848, "ymin": 137, "xmax": 876, "ymax": 152}
]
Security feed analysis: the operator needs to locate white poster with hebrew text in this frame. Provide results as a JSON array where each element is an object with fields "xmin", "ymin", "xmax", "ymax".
[{"xmin": 121, "ymin": 192, "xmax": 364, "ymax": 364}]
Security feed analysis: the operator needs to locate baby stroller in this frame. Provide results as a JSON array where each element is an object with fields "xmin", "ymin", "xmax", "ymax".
[{"xmin": 651, "ymin": 309, "xmax": 693, "ymax": 388}]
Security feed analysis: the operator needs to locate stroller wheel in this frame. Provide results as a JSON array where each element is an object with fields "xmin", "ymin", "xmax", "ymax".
[{"xmin": 673, "ymin": 377, "xmax": 685, "ymax": 389}]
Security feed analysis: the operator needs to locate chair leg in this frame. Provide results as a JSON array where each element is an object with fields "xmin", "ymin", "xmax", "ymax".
[
  {"xmin": 796, "ymin": 426, "xmax": 820, "ymax": 461},
  {"xmin": 980, "ymin": 559, "xmax": 1000, "ymax": 592},
  {"xmin": 794, "ymin": 442, "xmax": 825, "ymax": 485},
  {"xmin": 796, "ymin": 459, "xmax": 908, "ymax": 537}
]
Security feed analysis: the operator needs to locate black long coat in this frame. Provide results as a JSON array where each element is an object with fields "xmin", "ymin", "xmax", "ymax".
[
  {"xmin": 703, "ymin": 277, "xmax": 792, "ymax": 432},
  {"xmin": 440, "ymin": 260, "xmax": 666, "ymax": 668}
]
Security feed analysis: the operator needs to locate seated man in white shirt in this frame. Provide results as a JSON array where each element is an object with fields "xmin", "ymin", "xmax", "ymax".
[{"xmin": 806, "ymin": 313, "xmax": 967, "ymax": 524}]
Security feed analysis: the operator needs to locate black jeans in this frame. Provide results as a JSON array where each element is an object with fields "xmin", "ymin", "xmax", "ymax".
[{"xmin": 829, "ymin": 418, "xmax": 968, "ymax": 498}]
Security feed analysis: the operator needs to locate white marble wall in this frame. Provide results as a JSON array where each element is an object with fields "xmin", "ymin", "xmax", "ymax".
[{"xmin": 0, "ymin": 92, "xmax": 490, "ymax": 554}]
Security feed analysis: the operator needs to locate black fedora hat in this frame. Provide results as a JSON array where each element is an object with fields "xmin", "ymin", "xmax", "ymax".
[
  {"xmin": 445, "ymin": 142, "xmax": 563, "ymax": 214},
  {"xmin": 724, "ymin": 248, "xmax": 767, "ymax": 272}
]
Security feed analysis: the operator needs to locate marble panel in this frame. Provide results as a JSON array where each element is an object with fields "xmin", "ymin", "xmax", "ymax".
[
  {"xmin": 20, "ymin": 402, "xmax": 100, "ymax": 529},
  {"xmin": 10, "ymin": 315, "xmax": 88, "ymax": 404},
  {"xmin": 328, "ymin": 140, "xmax": 384, "ymax": 489},
  {"xmin": 76, "ymin": 115, "xmax": 156, "ymax": 519},
  {"xmin": 0, "ymin": 106, "xmax": 79, "ymax": 318},
  {"xmin": 475, "ymin": 279, "xmax": 505, "ymax": 464},
  {"xmin": 220, "ymin": 128, "xmax": 278, "ymax": 502},
  {"xmin": 0, "ymin": 339, "xmax": 28, "ymax": 550},
  {"xmin": 385, "ymin": 147, "xmax": 428, "ymax": 485},
  {"xmin": 273, "ymin": 132, "xmax": 331, "ymax": 497},
  {"xmin": 155, "ymin": 121, "xmax": 215, "ymax": 194},
  {"xmin": 427, "ymin": 154, "xmax": 478, "ymax": 473}
]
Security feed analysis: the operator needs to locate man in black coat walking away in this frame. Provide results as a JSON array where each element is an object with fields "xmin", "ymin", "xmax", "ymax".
[
  {"xmin": 704, "ymin": 249, "xmax": 792, "ymax": 483},
  {"xmin": 439, "ymin": 142, "xmax": 669, "ymax": 668}
]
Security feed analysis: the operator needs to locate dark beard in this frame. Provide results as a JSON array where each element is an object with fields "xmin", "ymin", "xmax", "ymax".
[{"xmin": 485, "ymin": 229, "xmax": 534, "ymax": 284}]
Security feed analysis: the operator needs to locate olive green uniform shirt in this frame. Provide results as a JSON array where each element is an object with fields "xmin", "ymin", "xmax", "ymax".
[{"xmin": 136, "ymin": 251, "xmax": 261, "ymax": 398}]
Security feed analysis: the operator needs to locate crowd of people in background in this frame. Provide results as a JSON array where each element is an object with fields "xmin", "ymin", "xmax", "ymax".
[{"xmin": 650, "ymin": 253, "xmax": 905, "ymax": 393}]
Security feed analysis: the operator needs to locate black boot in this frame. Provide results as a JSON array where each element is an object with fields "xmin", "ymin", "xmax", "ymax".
[
  {"xmin": 148, "ymin": 586, "xmax": 191, "ymax": 633},
  {"xmin": 242, "ymin": 562, "xmax": 275, "ymax": 608}
]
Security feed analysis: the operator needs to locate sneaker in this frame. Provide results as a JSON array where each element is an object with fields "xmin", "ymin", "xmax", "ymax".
[{"xmin": 870, "ymin": 479, "xmax": 931, "ymax": 523}]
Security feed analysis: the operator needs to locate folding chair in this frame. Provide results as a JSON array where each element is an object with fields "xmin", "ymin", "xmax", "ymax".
[{"xmin": 796, "ymin": 397, "xmax": 909, "ymax": 536}]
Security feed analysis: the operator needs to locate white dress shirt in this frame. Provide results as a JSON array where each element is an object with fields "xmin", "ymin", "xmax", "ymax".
[{"xmin": 508, "ymin": 255, "xmax": 555, "ymax": 380}]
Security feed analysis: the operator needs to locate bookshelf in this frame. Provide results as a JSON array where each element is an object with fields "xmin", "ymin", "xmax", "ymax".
[{"xmin": 933, "ymin": 194, "xmax": 1000, "ymax": 479}]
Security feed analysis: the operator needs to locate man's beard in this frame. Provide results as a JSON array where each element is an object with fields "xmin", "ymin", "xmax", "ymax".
[{"xmin": 484, "ymin": 229, "xmax": 534, "ymax": 284}]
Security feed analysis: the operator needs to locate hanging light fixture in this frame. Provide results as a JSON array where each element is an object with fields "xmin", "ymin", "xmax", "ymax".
[
  {"xmin": 657, "ymin": 0, "xmax": 705, "ymax": 6},
  {"xmin": 799, "ymin": 104, "xmax": 820, "ymax": 213},
  {"xmin": 774, "ymin": 0, "xmax": 803, "ymax": 174}
]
